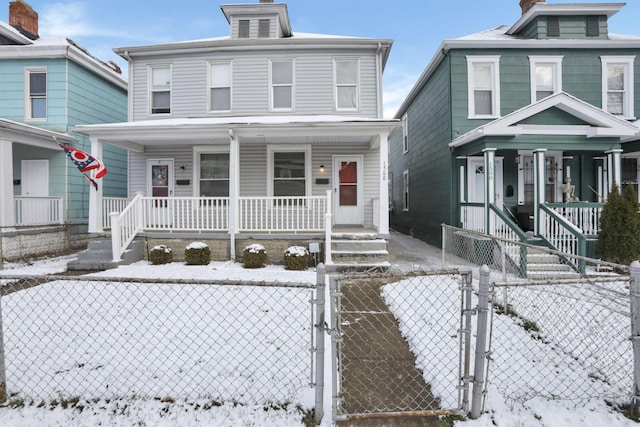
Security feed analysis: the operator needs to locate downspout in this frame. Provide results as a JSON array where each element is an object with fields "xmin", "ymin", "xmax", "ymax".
[
  {"xmin": 376, "ymin": 43, "xmax": 383, "ymax": 118},
  {"xmin": 229, "ymin": 128, "xmax": 239, "ymax": 260},
  {"xmin": 121, "ymin": 51, "xmax": 134, "ymax": 122}
]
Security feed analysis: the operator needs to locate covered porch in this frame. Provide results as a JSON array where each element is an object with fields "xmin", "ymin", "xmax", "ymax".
[
  {"xmin": 450, "ymin": 92, "xmax": 639, "ymax": 273},
  {"xmin": 73, "ymin": 116, "xmax": 400, "ymax": 265}
]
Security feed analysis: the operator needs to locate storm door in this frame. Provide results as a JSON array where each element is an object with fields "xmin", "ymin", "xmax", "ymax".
[
  {"xmin": 333, "ymin": 156, "xmax": 363, "ymax": 225},
  {"xmin": 147, "ymin": 159, "xmax": 174, "ymax": 227}
]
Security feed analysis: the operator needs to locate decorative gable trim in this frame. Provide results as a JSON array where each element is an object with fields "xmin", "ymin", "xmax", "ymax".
[{"xmin": 449, "ymin": 91, "xmax": 639, "ymax": 148}]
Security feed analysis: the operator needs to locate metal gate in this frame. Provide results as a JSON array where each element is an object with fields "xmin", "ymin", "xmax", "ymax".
[{"xmin": 329, "ymin": 269, "xmax": 474, "ymax": 422}]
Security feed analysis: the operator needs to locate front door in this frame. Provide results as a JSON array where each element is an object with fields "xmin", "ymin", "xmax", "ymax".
[
  {"xmin": 147, "ymin": 159, "xmax": 174, "ymax": 227},
  {"xmin": 333, "ymin": 156, "xmax": 363, "ymax": 225},
  {"xmin": 21, "ymin": 159, "xmax": 49, "ymax": 224},
  {"xmin": 466, "ymin": 157, "xmax": 504, "ymax": 231}
]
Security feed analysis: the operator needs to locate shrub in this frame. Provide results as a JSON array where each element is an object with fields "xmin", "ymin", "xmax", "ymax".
[
  {"xmin": 284, "ymin": 245, "xmax": 309, "ymax": 270},
  {"xmin": 242, "ymin": 243, "xmax": 267, "ymax": 268},
  {"xmin": 185, "ymin": 241, "xmax": 211, "ymax": 265},
  {"xmin": 597, "ymin": 183, "xmax": 640, "ymax": 264},
  {"xmin": 149, "ymin": 244, "xmax": 173, "ymax": 265}
]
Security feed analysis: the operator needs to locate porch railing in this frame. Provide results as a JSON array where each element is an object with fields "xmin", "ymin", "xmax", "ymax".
[
  {"xmin": 460, "ymin": 203, "xmax": 484, "ymax": 233},
  {"xmin": 102, "ymin": 197, "xmax": 131, "ymax": 229},
  {"xmin": 108, "ymin": 195, "xmax": 328, "ymax": 262},
  {"xmin": 539, "ymin": 204, "xmax": 587, "ymax": 275},
  {"xmin": 490, "ymin": 204, "xmax": 528, "ymax": 277},
  {"xmin": 14, "ymin": 196, "xmax": 63, "ymax": 226},
  {"xmin": 545, "ymin": 202, "xmax": 603, "ymax": 236},
  {"xmin": 239, "ymin": 196, "xmax": 327, "ymax": 232}
]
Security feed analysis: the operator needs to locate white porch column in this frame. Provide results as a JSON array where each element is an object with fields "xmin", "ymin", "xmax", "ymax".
[
  {"xmin": 378, "ymin": 130, "xmax": 389, "ymax": 235},
  {"xmin": 229, "ymin": 129, "xmax": 240, "ymax": 260},
  {"xmin": 0, "ymin": 140, "xmax": 15, "ymax": 227},
  {"xmin": 606, "ymin": 148, "xmax": 623, "ymax": 194},
  {"xmin": 533, "ymin": 148, "xmax": 547, "ymax": 235},
  {"xmin": 483, "ymin": 148, "xmax": 496, "ymax": 234},
  {"xmin": 88, "ymin": 137, "xmax": 103, "ymax": 233}
]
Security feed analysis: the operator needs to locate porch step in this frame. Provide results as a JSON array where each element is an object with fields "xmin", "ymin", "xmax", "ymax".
[
  {"xmin": 67, "ymin": 237, "xmax": 144, "ymax": 271},
  {"xmin": 525, "ymin": 251, "xmax": 581, "ymax": 280},
  {"xmin": 330, "ymin": 236, "xmax": 390, "ymax": 272}
]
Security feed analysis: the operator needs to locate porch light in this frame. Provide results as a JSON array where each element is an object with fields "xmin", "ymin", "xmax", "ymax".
[{"xmin": 319, "ymin": 164, "xmax": 325, "ymax": 172}]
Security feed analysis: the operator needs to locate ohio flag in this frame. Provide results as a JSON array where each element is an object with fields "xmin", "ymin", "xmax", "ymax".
[{"xmin": 59, "ymin": 144, "xmax": 107, "ymax": 190}]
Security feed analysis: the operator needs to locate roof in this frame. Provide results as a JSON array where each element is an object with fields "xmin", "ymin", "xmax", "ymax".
[
  {"xmin": 0, "ymin": 118, "xmax": 75, "ymax": 149},
  {"xmin": 448, "ymin": 92, "xmax": 639, "ymax": 148},
  {"xmin": 0, "ymin": 32, "xmax": 127, "ymax": 90},
  {"xmin": 394, "ymin": 3, "xmax": 640, "ymax": 119},
  {"xmin": 0, "ymin": 21, "xmax": 33, "ymax": 44}
]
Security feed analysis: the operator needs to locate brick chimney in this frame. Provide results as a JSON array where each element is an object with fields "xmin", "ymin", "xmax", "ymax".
[
  {"xmin": 9, "ymin": 0, "xmax": 38, "ymax": 40},
  {"xmin": 259, "ymin": 0, "xmax": 274, "ymax": 3},
  {"xmin": 520, "ymin": 0, "xmax": 545, "ymax": 15}
]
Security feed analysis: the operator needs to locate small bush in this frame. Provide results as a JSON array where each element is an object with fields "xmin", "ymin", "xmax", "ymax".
[
  {"xmin": 185, "ymin": 241, "xmax": 211, "ymax": 265},
  {"xmin": 242, "ymin": 243, "xmax": 267, "ymax": 268},
  {"xmin": 597, "ymin": 183, "xmax": 640, "ymax": 264},
  {"xmin": 284, "ymin": 245, "xmax": 309, "ymax": 270},
  {"xmin": 149, "ymin": 244, "xmax": 173, "ymax": 265}
]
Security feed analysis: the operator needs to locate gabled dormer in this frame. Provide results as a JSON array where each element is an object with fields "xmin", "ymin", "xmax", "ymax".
[
  {"xmin": 221, "ymin": 1, "xmax": 292, "ymax": 40},
  {"xmin": 508, "ymin": 1, "xmax": 624, "ymax": 40}
]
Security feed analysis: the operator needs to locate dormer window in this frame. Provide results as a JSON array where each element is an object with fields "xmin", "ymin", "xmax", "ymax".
[
  {"xmin": 238, "ymin": 20, "xmax": 250, "ymax": 38},
  {"xmin": 547, "ymin": 16, "xmax": 560, "ymax": 37},
  {"xmin": 258, "ymin": 19, "xmax": 271, "ymax": 38},
  {"xmin": 586, "ymin": 16, "xmax": 599, "ymax": 37}
]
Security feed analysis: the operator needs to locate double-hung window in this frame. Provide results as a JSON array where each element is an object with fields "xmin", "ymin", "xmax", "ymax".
[
  {"xmin": 270, "ymin": 59, "xmax": 293, "ymax": 111},
  {"xmin": 467, "ymin": 56, "xmax": 500, "ymax": 118},
  {"xmin": 209, "ymin": 61, "xmax": 232, "ymax": 112},
  {"xmin": 529, "ymin": 56, "xmax": 563, "ymax": 102},
  {"xmin": 26, "ymin": 68, "xmax": 47, "ymax": 120},
  {"xmin": 601, "ymin": 56, "xmax": 635, "ymax": 118},
  {"xmin": 150, "ymin": 65, "xmax": 171, "ymax": 115},
  {"xmin": 268, "ymin": 145, "xmax": 310, "ymax": 203},
  {"xmin": 334, "ymin": 58, "xmax": 359, "ymax": 111},
  {"xmin": 196, "ymin": 147, "xmax": 229, "ymax": 198}
]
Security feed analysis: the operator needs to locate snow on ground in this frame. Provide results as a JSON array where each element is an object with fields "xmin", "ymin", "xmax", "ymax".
[{"xmin": 0, "ymin": 237, "xmax": 638, "ymax": 426}]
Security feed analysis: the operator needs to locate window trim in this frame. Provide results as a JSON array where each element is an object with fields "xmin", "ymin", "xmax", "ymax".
[
  {"xmin": 25, "ymin": 67, "xmax": 47, "ymax": 121},
  {"xmin": 193, "ymin": 146, "xmax": 230, "ymax": 198},
  {"xmin": 267, "ymin": 144, "xmax": 312, "ymax": 198},
  {"xmin": 208, "ymin": 60, "xmax": 232, "ymax": 113},
  {"xmin": 402, "ymin": 169, "xmax": 409, "ymax": 211},
  {"xmin": 334, "ymin": 58, "xmax": 360, "ymax": 112},
  {"xmin": 466, "ymin": 56, "xmax": 501, "ymax": 119},
  {"xmin": 402, "ymin": 113, "xmax": 409, "ymax": 154},
  {"xmin": 601, "ymin": 56, "xmax": 636, "ymax": 119},
  {"xmin": 269, "ymin": 58, "xmax": 295, "ymax": 112},
  {"xmin": 148, "ymin": 64, "xmax": 172, "ymax": 116},
  {"xmin": 529, "ymin": 56, "xmax": 563, "ymax": 103}
]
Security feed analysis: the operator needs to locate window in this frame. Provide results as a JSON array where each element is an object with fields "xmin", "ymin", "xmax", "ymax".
[
  {"xmin": 402, "ymin": 113, "xmax": 409, "ymax": 154},
  {"xmin": 268, "ymin": 145, "xmax": 311, "ymax": 200},
  {"xmin": 238, "ymin": 20, "xmax": 250, "ymax": 38},
  {"xmin": 467, "ymin": 56, "xmax": 500, "ymax": 118},
  {"xmin": 529, "ymin": 56, "xmax": 563, "ymax": 102},
  {"xmin": 547, "ymin": 16, "xmax": 560, "ymax": 37},
  {"xmin": 586, "ymin": 16, "xmax": 599, "ymax": 37},
  {"xmin": 26, "ymin": 68, "xmax": 46, "ymax": 120},
  {"xmin": 150, "ymin": 65, "xmax": 171, "ymax": 114},
  {"xmin": 402, "ymin": 170, "xmax": 409, "ymax": 211},
  {"xmin": 209, "ymin": 61, "xmax": 231, "ymax": 112},
  {"xmin": 270, "ymin": 59, "xmax": 293, "ymax": 110},
  {"xmin": 334, "ymin": 58, "xmax": 359, "ymax": 110},
  {"xmin": 198, "ymin": 151, "xmax": 230, "ymax": 197},
  {"xmin": 601, "ymin": 56, "xmax": 635, "ymax": 118},
  {"xmin": 258, "ymin": 19, "xmax": 270, "ymax": 38}
]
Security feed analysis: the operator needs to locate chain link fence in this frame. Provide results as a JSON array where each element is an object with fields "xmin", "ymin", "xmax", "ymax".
[
  {"xmin": 441, "ymin": 225, "xmax": 635, "ymax": 410},
  {"xmin": 0, "ymin": 274, "xmax": 318, "ymax": 409},
  {"xmin": 331, "ymin": 269, "xmax": 472, "ymax": 420}
]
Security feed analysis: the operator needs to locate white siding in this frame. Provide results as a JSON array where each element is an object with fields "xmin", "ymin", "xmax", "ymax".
[{"xmin": 131, "ymin": 49, "xmax": 380, "ymax": 121}]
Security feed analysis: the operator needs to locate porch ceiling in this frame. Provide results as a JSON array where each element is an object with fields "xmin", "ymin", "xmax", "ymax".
[{"xmin": 72, "ymin": 115, "xmax": 400, "ymax": 152}]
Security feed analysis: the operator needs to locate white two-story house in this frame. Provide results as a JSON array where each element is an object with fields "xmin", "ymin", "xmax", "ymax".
[{"xmin": 73, "ymin": 0, "xmax": 399, "ymax": 267}]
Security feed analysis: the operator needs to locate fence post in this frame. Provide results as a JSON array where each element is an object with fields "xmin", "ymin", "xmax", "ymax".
[
  {"xmin": 314, "ymin": 264, "xmax": 326, "ymax": 425},
  {"xmin": 460, "ymin": 270, "xmax": 473, "ymax": 413},
  {"xmin": 442, "ymin": 225, "xmax": 446, "ymax": 267},
  {"xmin": 0, "ymin": 294, "xmax": 6, "ymax": 403},
  {"xmin": 470, "ymin": 265, "xmax": 491, "ymax": 419},
  {"xmin": 630, "ymin": 261, "xmax": 640, "ymax": 413}
]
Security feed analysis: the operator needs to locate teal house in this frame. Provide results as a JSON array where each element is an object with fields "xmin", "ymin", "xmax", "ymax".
[
  {"xmin": 389, "ymin": 0, "xmax": 640, "ymax": 267},
  {"xmin": 0, "ymin": 0, "xmax": 127, "ymax": 260}
]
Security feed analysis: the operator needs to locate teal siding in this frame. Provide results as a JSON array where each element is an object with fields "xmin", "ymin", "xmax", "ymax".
[{"xmin": 389, "ymin": 56, "xmax": 452, "ymax": 246}]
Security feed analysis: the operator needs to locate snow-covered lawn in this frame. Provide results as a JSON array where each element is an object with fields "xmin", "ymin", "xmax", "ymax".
[{"xmin": 0, "ymin": 250, "xmax": 638, "ymax": 426}]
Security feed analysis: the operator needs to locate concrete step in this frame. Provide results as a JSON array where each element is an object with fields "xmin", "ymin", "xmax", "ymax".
[
  {"xmin": 331, "ymin": 249, "xmax": 389, "ymax": 263},
  {"xmin": 527, "ymin": 253, "xmax": 561, "ymax": 264},
  {"xmin": 332, "ymin": 239, "xmax": 388, "ymax": 252},
  {"xmin": 67, "ymin": 237, "xmax": 144, "ymax": 271},
  {"xmin": 526, "ymin": 263, "xmax": 575, "ymax": 272},
  {"xmin": 527, "ymin": 270, "xmax": 582, "ymax": 280}
]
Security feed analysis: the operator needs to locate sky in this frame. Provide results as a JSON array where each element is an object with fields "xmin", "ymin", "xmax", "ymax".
[{"xmin": 2, "ymin": 0, "xmax": 640, "ymax": 118}]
